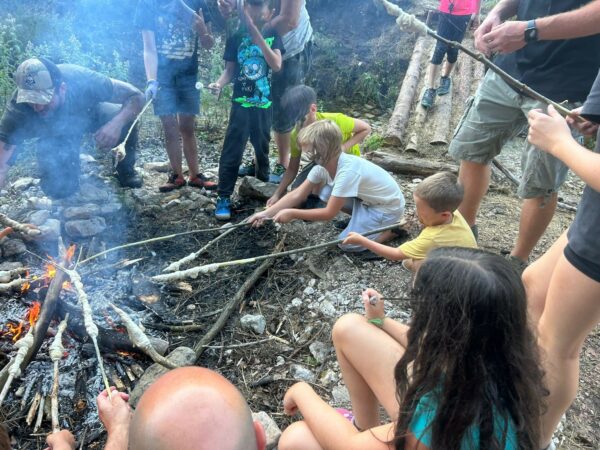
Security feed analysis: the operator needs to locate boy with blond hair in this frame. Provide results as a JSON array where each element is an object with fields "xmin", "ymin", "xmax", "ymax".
[
  {"xmin": 249, "ymin": 120, "xmax": 404, "ymax": 251},
  {"xmin": 344, "ymin": 171, "xmax": 477, "ymax": 269}
]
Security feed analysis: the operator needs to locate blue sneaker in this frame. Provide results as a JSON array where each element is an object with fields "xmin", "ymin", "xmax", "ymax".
[
  {"xmin": 268, "ymin": 163, "xmax": 286, "ymax": 184},
  {"xmin": 215, "ymin": 196, "xmax": 231, "ymax": 221},
  {"xmin": 437, "ymin": 76, "xmax": 452, "ymax": 96},
  {"xmin": 238, "ymin": 161, "xmax": 255, "ymax": 177}
]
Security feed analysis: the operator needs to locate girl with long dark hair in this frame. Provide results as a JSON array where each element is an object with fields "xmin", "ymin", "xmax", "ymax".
[{"xmin": 279, "ymin": 247, "xmax": 546, "ymax": 450}]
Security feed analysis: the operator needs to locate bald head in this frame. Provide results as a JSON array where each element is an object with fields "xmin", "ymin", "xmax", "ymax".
[{"xmin": 129, "ymin": 367, "xmax": 264, "ymax": 450}]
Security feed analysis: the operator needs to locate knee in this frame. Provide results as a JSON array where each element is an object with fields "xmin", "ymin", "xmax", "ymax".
[
  {"xmin": 278, "ymin": 422, "xmax": 313, "ymax": 450},
  {"xmin": 431, "ymin": 44, "xmax": 446, "ymax": 65},
  {"xmin": 332, "ymin": 313, "xmax": 364, "ymax": 347}
]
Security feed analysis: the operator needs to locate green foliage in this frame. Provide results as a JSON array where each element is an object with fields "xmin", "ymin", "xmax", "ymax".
[
  {"xmin": 362, "ymin": 133, "xmax": 385, "ymax": 153},
  {"xmin": 0, "ymin": 15, "xmax": 23, "ymax": 95}
]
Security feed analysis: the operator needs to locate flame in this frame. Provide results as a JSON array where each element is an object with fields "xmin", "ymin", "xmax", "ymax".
[
  {"xmin": 65, "ymin": 245, "xmax": 76, "ymax": 264},
  {"xmin": 45, "ymin": 264, "xmax": 57, "ymax": 280},
  {"xmin": 5, "ymin": 322, "xmax": 23, "ymax": 342},
  {"xmin": 20, "ymin": 281, "xmax": 31, "ymax": 294},
  {"xmin": 27, "ymin": 302, "xmax": 41, "ymax": 328},
  {"xmin": 3, "ymin": 302, "xmax": 42, "ymax": 342},
  {"xmin": 62, "ymin": 281, "xmax": 72, "ymax": 290}
]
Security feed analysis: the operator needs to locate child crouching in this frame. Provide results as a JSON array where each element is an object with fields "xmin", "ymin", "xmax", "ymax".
[
  {"xmin": 249, "ymin": 120, "xmax": 405, "ymax": 250},
  {"xmin": 344, "ymin": 171, "xmax": 477, "ymax": 270}
]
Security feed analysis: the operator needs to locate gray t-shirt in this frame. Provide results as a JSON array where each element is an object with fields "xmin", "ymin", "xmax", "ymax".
[{"xmin": 281, "ymin": 0, "xmax": 312, "ymax": 60}]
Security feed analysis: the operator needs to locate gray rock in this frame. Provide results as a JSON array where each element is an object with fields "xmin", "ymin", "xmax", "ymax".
[
  {"xmin": 252, "ymin": 411, "xmax": 281, "ymax": 450},
  {"xmin": 319, "ymin": 300, "xmax": 336, "ymax": 318},
  {"xmin": 129, "ymin": 347, "xmax": 195, "ymax": 407},
  {"xmin": 63, "ymin": 204, "xmax": 97, "ymax": 220},
  {"xmin": 309, "ymin": 341, "xmax": 330, "ymax": 363},
  {"xmin": 289, "ymin": 364, "xmax": 316, "ymax": 383},
  {"xmin": 319, "ymin": 369, "xmax": 338, "ymax": 386},
  {"xmin": 28, "ymin": 210, "xmax": 50, "ymax": 226},
  {"xmin": 76, "ymin": 183, "xmax": 110, "ymax": 204},
  {"xmin": 0, "ymin": 261, "xmax": 23, "ymax": 271},
  {"xmin": 291, "ymin": 298, "xmax": 302, "ymax": 308},
  {"xmin": 2, "ymin": 239, "xmax": 26, "ymax": 256},
  {"xmin": 65, "ymin": 217, "xmax": 106, "ymax": 238},
  {"xmin": 238, "ymin": 176, "xmax": 277, "ymax": 201},
  {"xmin": 143, "ymin": 161, "xmax": 172, "ymax": 172},
  {"xmin": 79, "ymin": 153, "xmax": 96, "ymax": 163},
  {"xmin": 240, "ymin": 314, "xmax": 266, "ymax": 335},
  {"xmin": 332, "ymin": 385, "xmax": 351, "ymax": 405},
  {"xmin": 12, "ymin": 177, "xmax": 36, "ymax": 191},
  {"xmin": 303, "ymin": 286, "xmax": 315, "ymax": 296},
  {"xmin": 275, "ymin": 356, "xmax": 285, "ymax": 367},
  {"xmin": 27, "ymin": 197, "xmax": 52, "ymax": 210},
  {"xmin": 38, "ymin": 219, "xmax": 61, "ymax": 241}
]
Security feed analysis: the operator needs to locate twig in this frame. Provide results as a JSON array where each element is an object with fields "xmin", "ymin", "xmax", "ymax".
[
  {"xmin": 33, "ymin": 394, "xmax": 45, "ymax": 432},
  {"xmin": 0, "ymin": 267, "xmax": 28, "ymax": 283},
  {"xmin": 0, "ymin": 278, "xmax": 29, "ymax": 293},
  {"xmin": 49, "ymin": 315, "xmax": 69, "ymax": 433},
  {"xmin": 202, "ymin": 337, "xmax": 282, "ymax": 350},
  {"xmin": 0, "ymin": 213, "xmax": 41, "ymax": 237},
  {"xmin": 154, "ymin": 221, "xmax": 406, "ymax": 283},
  {"xmin": 289, "ymin": 324, "xmax": 326, "ymax": 360},
  {"xmin": 108, "ymin": 303, "xmax": 179, "ymax": 370},
  {"xmin": 111, "ymin": 99, "xmax": 153, "ymax": 166},
  {"xmin": 0, "ymin": 330, "xmax": 34, "ymax": 406},
  {"xmin": 193, "ymin": 235, "xmax": 287, "ymax": 362},
  {"xmin": 373, "ymin": 0, "xmax": 583, "ymax": 122}
]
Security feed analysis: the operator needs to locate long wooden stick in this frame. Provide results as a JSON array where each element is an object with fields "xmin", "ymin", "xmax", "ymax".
[
  {"xmin": 50, "ymin": 315, "xmax": 69, "ymax": 433},
  {"xmin": 0, "ymin": 213, "xmax": 41, "ymax": 237},
  {"xmin": 0, "ymin": 267, "xmax": 28, "ymax": 283},
  {"xmin": 0, "ymin": 330, "xmax": 34, "ymax": 406},
  {"xmin": 154, "ymin": 221, "xmax": 406, "ymax": 283},
  {"xmin": 373, "ymin": 0, "xmax": 583, "ymax": 122},
  {"xmin": 111, "ymin": 99, "xmax": 153, "ymax": 165}
]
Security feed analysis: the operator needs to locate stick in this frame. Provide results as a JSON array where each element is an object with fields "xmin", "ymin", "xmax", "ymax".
[
  {"xmin": 111, "ymin": 99, "xmax": 153, "ymax": 166},
  {"xmin": 33, "ymin": 394, "xmax": 45, "ymax": 432},
  {"xmin": 50, "ymin": 315, "xmax": 69, "ymax": 433},
  {"xmin": 0, "ymin": 277, "xmax": 29, "ymax": 293},
  {"xmin": 155, "ymin": 221, "xmax": 406, "ymax": 283},
  {"xmin": 108, "ymin": 303, "xmax": 179, "ymax": 370},
  {"xmin": 0, "ymin": 267, "xmax": 28, "ymax": 283},
  {"xmin": 193, "ymin": 236, "xmax": 286, "ymax": 362},
  {"xmin": 0, "ymin": 213, "xmax": 41, "ymax": 237},
  {"xmin": 0, "ymin": 329, "xmax": 34, "ymax": 406},
  {"xmin": 373, "ymin": 0, "xmax": 583, "ymax": 122}
]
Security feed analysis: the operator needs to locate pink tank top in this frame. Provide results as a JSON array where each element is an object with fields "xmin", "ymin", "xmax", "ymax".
[{"xmin": 439, "ymin": 0, "xmax": 477, "ymax": 16}]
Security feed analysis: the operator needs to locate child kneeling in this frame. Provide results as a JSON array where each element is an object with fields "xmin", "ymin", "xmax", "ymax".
[
  {"xmin": 249, "ymin": 120, "xmax": 404, "ymax": 250},
  {"xmin": 344, "ymin": 171, "xmax": 476, "ymax": 270}
]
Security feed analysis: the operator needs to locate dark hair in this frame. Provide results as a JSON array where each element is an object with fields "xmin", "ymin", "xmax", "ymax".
[
  {"xmin": 281, "ymin": 84, "xmax": 317, "ymax": 126},
  {"xmin": 394, "ymin": 247, "xmax": 546, "ymax": 450},
  {"xmin": 414, "ymin": 172, "xmax": 463, "ymax": 213},
  {"xmin": 38, "ymin": 57, "xmax": 62, "ymax": 90}
]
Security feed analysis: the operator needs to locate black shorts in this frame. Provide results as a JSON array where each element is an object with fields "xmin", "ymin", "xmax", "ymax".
[
  {"xmin": 431, "ymin": 13, "xmax": 470, "ymax": 65},
  {"xmin": 564, "ymin": 244, "xmax": 600, "ymax": 283}
]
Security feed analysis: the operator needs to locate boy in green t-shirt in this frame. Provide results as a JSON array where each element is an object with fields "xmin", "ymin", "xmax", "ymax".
[
  {"xmin": 266, "ymin": 84, "xmax": 371, "ymax": 206},
  {"xmin": 343, "ymin": 172, "xmax": 477, "ymax": 271}
]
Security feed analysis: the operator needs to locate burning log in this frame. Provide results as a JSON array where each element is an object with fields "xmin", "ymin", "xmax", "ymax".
[
  {"xmin": 108, "ymin": 303, "xmax": 178, "ymax": 370},
  {"xmin": 111, "ymin": 99, "xmax": 153, "ymax": 165},
  {"xmin": 0, "ymin": 213, "xmax": 41, "ymax": 237},
  {"xmin": 0, "ymin": 329, "xmax": 34, "ymax": 406},
  {"xmin": 49, "ymin": 315, "xmax": 68, "ymax": 433}
]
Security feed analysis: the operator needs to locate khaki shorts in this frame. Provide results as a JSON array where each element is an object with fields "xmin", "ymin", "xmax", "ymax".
[{"xmin": 448, "ymin": 71, "xmax": 580, "ymax": 199}]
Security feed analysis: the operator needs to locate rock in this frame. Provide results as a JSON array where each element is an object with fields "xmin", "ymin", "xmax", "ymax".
[
  {"xmin": 129, "ymin": 347, "xmax": 195, "ymax": 407},
  {"xmin": 12, "ymin": 177, "xmax": 36, "ymax": 191},
  {"xmin": 319, "ymin": 300, "xmax": 336, "ymax": 318},
  {"xmin": 291, "ymin": 298, "xmax": 302, "ymax": 308},
  {"xmin": 65, "ymin": 217, "xmax": 107, "ymax": 238},
  {"xmin": 240, "ymin": 314, "xmax": 266, "ymax": 335},
  {"xmin": 332, "ymin": 385, "xmax": 351, "ymax": 405},
  {"xmin": 28, "ymin": 210, "xmax": 50, "ymax": 226},
  {"xmin": 0, "ymin": 261, "xmax": 23, "ymax": 271},
  {"xmin": 309, "ymin": 341, "xmax": 330, "ymax": 363},
  {"xmin": 187, "ymin": 193, "xmax": 213, "ymax": 208},
  {"xmin": 27, "ymin": 197, "xmax": 52, "ymax": 210},
  {"xmin": 319, "ymin": 369, "xmax": 338, "ymax": 386},
  {"xmin": 238, "ymin": 176, "xmax": 277, "ymax": 201},
  {"xmin": 275, "ymin": 356, "xmax": 285, "ymax": 367},
  {"xmin": 79, "ymin": 154, "xmax": 96, "ymax": 163},
  {"xmin": 289, "ymin": 364, "xmax": 316, "ymax": 383},
  {"xmin": 75, "ymin": 183, "xmax": 110, "ymax": 204},
  {"xmin": 63, "ymin": 203, "xmax": 122, "ymax": 220},
  {"xmin": 38, "ymin": 219, "xmax": 61, "ymax": 241},
  {"xmin": 143, "ymin": 161, "xmax": 172, "ymax": 172},
  {"xmin": 303, "ymin": 286, "xmax": 315, "ymax": 297},
  {"xmin": 252, "ymin": 411, "xmax": 281, "ymax": 450},
  {"xmin": 2, "ymin": 239, "xmax": 26, "ymax": 256}
]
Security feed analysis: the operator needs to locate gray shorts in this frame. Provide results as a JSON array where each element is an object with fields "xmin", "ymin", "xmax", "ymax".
[{"xmin": 448, "ymin": 71, "xmax": 580, "ymax": 199}]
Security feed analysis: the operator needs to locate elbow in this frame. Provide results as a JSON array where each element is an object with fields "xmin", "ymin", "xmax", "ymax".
[
  {"xmin": 285, "ymin": 16, "xmax": 300, "ymax": 31},
  {"xmin": 272, "ymin": 60, "xmax": 283, "ymax": 73}
]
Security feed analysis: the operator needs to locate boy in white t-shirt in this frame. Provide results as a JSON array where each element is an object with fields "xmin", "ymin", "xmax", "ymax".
[{"xmin": 249, "ymin": 120, "xmax": 405, "ymax": 250}]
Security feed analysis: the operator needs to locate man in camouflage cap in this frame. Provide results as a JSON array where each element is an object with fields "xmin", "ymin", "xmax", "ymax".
[{"xmin": 0, "ymin": 58, "xmax": 144, "ymax": 198}]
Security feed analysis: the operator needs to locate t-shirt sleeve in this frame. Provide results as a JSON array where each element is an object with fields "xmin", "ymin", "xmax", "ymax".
[
  {"xmin": 333, "ymin": 113, "xmax": 355, "ymax": 137},
  {"xmin": 263, "ymin": 27, "xmax": 285, "ymax": 56},
  {"xmin": 331, "ymin": 168, "xmax": 360, "ymax": 198},
  {"xmin": 306, "ymin": 165, "xmax": 328, "ymax": 185},
  {"xmin": 134, "ymin": 0, "xmax": 155, "ymax": 30},
  {"xmin": 399, "ymin": 229, "xmax": 436, "ymax": 260},
  {"xmin": 224, "ymin": 35, "xmax": 239, "ymax": 62},
  {"xmin": 409, "ymin": 394, "xmax": 437, "ymax": 447},
  {"xmin": 77, "ymin": 67, "xmax": 114, "ymax": 104}
]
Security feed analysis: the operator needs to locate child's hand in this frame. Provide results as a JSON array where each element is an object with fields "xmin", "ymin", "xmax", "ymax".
[
  {"xmin": 45, "ymin": 430, "xmax": 76, "ymax": 450},
  {"xmin": 207, "ymin": 82, "xmax": 222, "ymax": 96},
  {"xmin": 566, "ymin": 106, "xmax": 599, "ymax": 136},
  {"xmin": 248, "ymin": 211, "xmax": 271, "ymax": 228},
  {"xmin": 194, "ymin": 8, "xmax": 208, "ymax": 34},
  {"xmin": 266, "ymin": 192, "xmax": 282, "ymax": 207},
  {"xmin": 362, "ymin": 288, "xmax": 385, "ymax": 320},
  {"xmin": 527, "ymin": 105, "xmax": 575, "ymax": 156},
  {"xmin": 273, "ymin": 209, "xmax": 295, "ymax": 224},
  {"xmin": 283, "ymin": 382, "xmax": 311, "ymax": 416},
  {"xmin": 343, "ymin": 232, "xmax": 366, "ymax": 247}
]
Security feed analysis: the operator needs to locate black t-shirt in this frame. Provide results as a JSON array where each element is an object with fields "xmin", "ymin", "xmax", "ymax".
[
  {"xmin": 134, "ymin": 0, "xmax": 211, "ymax": 76},
  {"xmin": 495, "ymin": 0, "xmax": 600, "ymax": 103},
  {"xmin": 0, "ymin": 64, "xmax": 113, "ymax": 145},
  {"xmin": 224, "ymin": 27, "xmax": 284, "ymax": 109},
  {"xmin": 582, "ymin": 70, "xmax": 600, "ymax": 123}
]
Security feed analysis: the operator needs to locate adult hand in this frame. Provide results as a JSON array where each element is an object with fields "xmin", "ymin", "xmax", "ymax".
[
  {"xmin": 481, "ymin": 20, "xmax": 527, "ymax": 55},
  {"xmin": 470, "ymin": 14, "xmax": 481, "ymax": 30},
  {"xmin": 527, "ymin": 105, "xmax": 574, "ymax": 157},
  {"xmin": 97, "ymin": 387, "xmax": 131, "ymax": 435},
  {"xmin": 266, "ymin": 192, "xmax": 282, "ymax": 207},
  {"xmin": 342, "ymin": 231, "xmax": 367, "ymax": 247},
  {"xmin": 273, "ymin": 209, "xmax": 295, "ymax": 224},
  {"xmin": 362, "ymin": 288, "xmax": 384, "ymax": 320},
  {"xmin": 94, "ymin": 121, "xmax": 122, "ymax": 149},
  {"xmin": 566, "ymin": 106, "xmax": 600, "ymax": 136},
  {"xmin": 45, "ymin": 430, "xmax": 76, "ymax": 450},
  {"xmin": 283, "ymin": 382, "xmax": 311, "ymax": 416},
  {"xmin": 474, "ymin": 12, "xmax": 502, "ymax": 55},
  {"xmin": 217, "ymin": 0, "xmax": 235, "ymax": 18},
  {"xmin": 145, "ymin": 80, "xmax": 159, "ymax": 103}
]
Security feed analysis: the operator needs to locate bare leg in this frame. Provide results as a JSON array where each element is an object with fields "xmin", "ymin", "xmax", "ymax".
[
  {"xmin": 511, "ymin": 194, "xmax": 558, "ymax": 262},
  {"xmin": 278, "ymin": 422, "xmax": 323, "ymax": 450},
  {"xmin": 522, "ymin": 231, "xmax": 568, "ymax": 325},
  {"xmin": 442, "ymin": 61, "xmax": 455, "ymax": 77},
  {"xmin": 457, "ymin": 160, "xmax": 491, "ymax": 226},
  {"xmin": 425, "ymin": 63, "xmax": 441, "ymax": 89},
  {"xmin": 537, "ymin": 256, "xmax": 600, "ymax": 447},
  {"xmin": 178, "ymin": 114, "xmax": 199, "ymax": 177},
  {"xmin": 274, "ymin": 131, "xmax": 290, "ymax": 168},
  {"xmin": 332, "ymin": 314, "xmax": 407, "ymax": 429},
  {"xmin": 160, "ymin": 115, "xmax": 183, "ymax": 176}
]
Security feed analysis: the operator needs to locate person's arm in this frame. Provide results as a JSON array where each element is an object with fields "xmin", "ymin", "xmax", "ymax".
[
  {"xmin": 195, "ymin": 9, "xmax": 215, "ymax": 49},
  {"xmin": 97, "ymin": 388, "xmax": 131, "ymax": 450},
  {"xmin": 474, "ymin": 0, "xmax": 520, "ymax": 54},
  {"xmin": 217, "ymin": 0, "xmax": 235, "ymax": 18},
  {"xmin": 268, "ymin": 156, "xmax": 301, "ymax": 205},
  {"xmin": 93, "ymin": 80, "xmax": 144, "ymax": 149},
  {"xmin": 0, "ymin": 141, "xmax": 15, "ymax": 188},
  {"xmin": 45, "ymin": 430, "xmax": 76, "ymax": 450},
  {"xmin": 343, "ymin": 232, "xmax": 408, "ymax": 260},
  {"xmin": 141, "ymin": 30, "xmax": 158, "ymax": 82},
  {"xmin": 268, "ymin": 0, "xmax": 303, "ymax": 36},
  {"xmin": 362, "ymin": 289, "xmax": 410, "ymax": 347},
  {"xmin": 209, "ymin": 61, "xmax": 236, "ymax": 93},
  {"xmin": 528, "ymin": 105, "xmax": 600, "ymax": 191},
  {"xmin": 249, "ymin": 178, "xmax": 315, "ymax": 226},
  {"xmin": 341, "ymin": 119, "xmax": 371, "ymax": 152},
  {"xmin": 243, "ymin": 7, "xmax": 282, "ymax": 72},
  {"xmin": 275, "ymin": 195, "xmax": 346, "ymax": 223}
]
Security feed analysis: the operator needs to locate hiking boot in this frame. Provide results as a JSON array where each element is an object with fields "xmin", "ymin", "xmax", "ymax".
[
  {"xmin": 159, "ymin": 173, "xmax": 186, "ymax": 192},
  {"xmin": 116, "ymin": 169, "xmax": 143, "ymax": 189},
  {"xmin": 268, "ymin": 163, "xmax": 286, "ymax": 183},
  {"xmin": 437, "ymin": 76, "xmax": 452, "ymax": 96},
  {"xmin": 215, "ymin": 196, "xmax": 231, "ymax": 221},
  {"xmin": 421, "ymin": 88, "xmax": 436, "ymax": 109},
  {"xmin": 188, "ymin": 173, "xmax": 217, "ymax": 191},
  {"xmin": 238, "ymin": 161, "xmax": 255, "ymax": 177},
  {"xmin": 506, "ymin": 255, "xmax": 528, "ymax": 275}
]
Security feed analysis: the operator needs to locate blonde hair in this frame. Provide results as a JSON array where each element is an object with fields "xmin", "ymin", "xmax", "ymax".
[
  {"xmin": 297, "ymin": 120, "xmax": 342, "ymax": 165},
  {"xmin": 414, "ymin": 172, "xmax": 464, "ymax": 212}
]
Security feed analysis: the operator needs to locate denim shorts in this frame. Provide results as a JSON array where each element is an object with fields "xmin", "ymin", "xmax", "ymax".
[{"xmin": 154, "ymin": 71, "xmax": 200, "ymax": 116}]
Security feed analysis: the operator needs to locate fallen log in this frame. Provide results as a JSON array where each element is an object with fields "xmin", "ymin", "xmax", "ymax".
[
  {"xmin": 429, "ymin": 80, "xmax": 453, "ymax": 145},
  {"xmin": 405, "ymin": 103, "xmax": 428, "ymax": 153},
  {"xmin": 384, "ymin": 35, "xmax": 427, "ymax": 147},
  {"xmin": 366, "ymin": 151, "xmax": 458, "ymax": 176},
  {"xmin": 455, "ymin": 53, "xmax": 473, "ymax": 107}
]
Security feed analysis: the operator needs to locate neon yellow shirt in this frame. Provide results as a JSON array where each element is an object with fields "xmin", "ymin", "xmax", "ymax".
[
  {"xmin": 399, "ymin": 211, "xmax": 477, "ymax": 260},
  {"xmin": 290, "ymin": 112, "xmax": 360, "ymax": 158}
]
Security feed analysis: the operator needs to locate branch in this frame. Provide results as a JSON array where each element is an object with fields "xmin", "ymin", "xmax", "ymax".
[
  {"xmin": 111, "ymin": 99, "xmax": 153, "ymax": 165},
  {"xmin": 0, "ymin": 330, "xmax": 34, "ymax": 406},
  {"xmin": 50, "ymin": 315, "xmax": 69, "ymax": 433},
  {"xmin": 0, "ymin": 213, "xmax": 41, "ymax": 237}
]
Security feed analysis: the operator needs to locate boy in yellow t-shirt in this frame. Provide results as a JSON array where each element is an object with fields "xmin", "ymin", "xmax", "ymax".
[
  {"xmin": 266, "ymin": 84, "xmax": 371, "ymax": 206},
  {"xmin": 343, "ymin": 172, "xmax": 477, "ymax": 271}
]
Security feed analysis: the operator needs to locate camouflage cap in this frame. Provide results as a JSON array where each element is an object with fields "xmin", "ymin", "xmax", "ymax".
[{"xmin": 15, "ymin": 58, "xmax": 55, "ymax": 105}]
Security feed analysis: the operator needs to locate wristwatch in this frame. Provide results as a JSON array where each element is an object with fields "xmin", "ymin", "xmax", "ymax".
[{"xmin": 524, "ymin": 19, "xmax": 538, "ymax": 43}]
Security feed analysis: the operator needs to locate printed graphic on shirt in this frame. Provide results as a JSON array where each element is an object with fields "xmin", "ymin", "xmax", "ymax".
[{"xmin": 234, "ymin": 36, "xmax": 275, "ymax": 108}]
